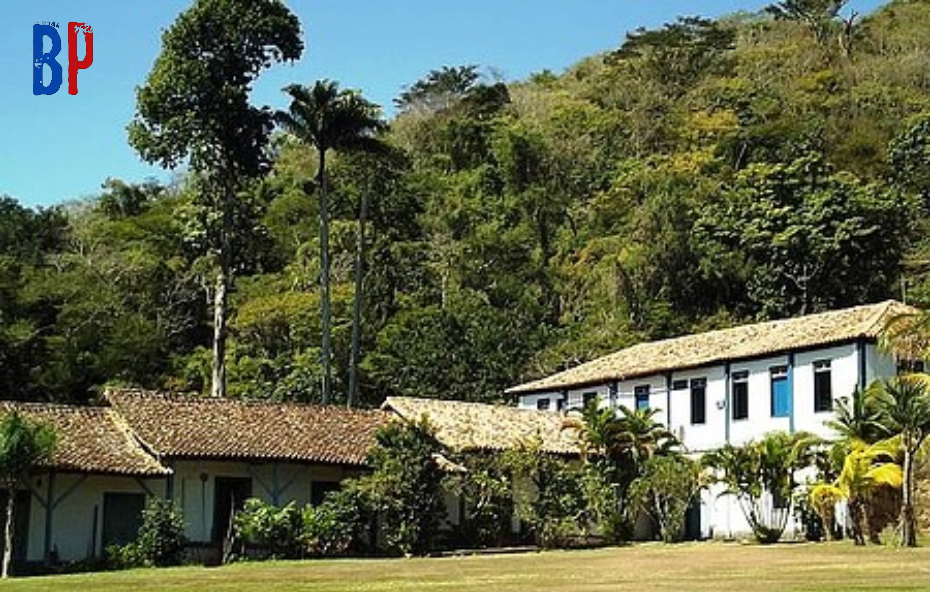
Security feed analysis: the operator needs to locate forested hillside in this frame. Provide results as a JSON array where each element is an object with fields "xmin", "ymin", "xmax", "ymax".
[{"xmin": 2, "ymin": 0, "xmax": 930, "ymax": 406}]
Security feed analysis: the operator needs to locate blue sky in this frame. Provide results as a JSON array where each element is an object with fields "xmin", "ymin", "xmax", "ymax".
[{"xmin": 1, "ymin": 1, "xmax": 885, "ymax": 207}]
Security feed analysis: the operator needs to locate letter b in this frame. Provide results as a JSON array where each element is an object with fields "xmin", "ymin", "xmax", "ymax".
[{"xmin": 33, "ymin": 24, "xmax": 63, "ymax": 95}]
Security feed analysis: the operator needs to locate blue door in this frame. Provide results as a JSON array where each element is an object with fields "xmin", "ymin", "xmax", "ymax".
[{"xmin": 771, "ymin": 368, "xmax": 790, "ymax": 418}]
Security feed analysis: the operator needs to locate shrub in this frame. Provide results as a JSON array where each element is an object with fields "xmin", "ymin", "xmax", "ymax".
[
  {"xmin": 354, "ymin": 418, "xmax": 447, "ymax": 555},
  {"xmin": 445, "ymin": 452, "xmax": 515, "ymax": 547},
  {"xmin": 233, "ymin": 498, "xmax": 303, "ymax": 559},
  {"xmin": 302, "ymin": 487, "xmax": 371, "ymax": 556},
  {"xmin": 628, "ymin": 454, "xmax": 702, "ymax": 542},
  {"xmin": 504, "ymin": 439, "xmax": 586, "ymax": 548},
  {"xmin": 110, "ymin": 498, "xmax": 187, "ymax": 567}
]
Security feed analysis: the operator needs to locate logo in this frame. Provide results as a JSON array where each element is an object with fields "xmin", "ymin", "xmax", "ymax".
[{"xmin": 33, "ymin": 22, "xmax": 94, "ymax": 96}]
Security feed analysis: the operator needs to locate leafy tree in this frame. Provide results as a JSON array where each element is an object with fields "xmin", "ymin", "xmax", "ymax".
[
  {"xmin": 609, "ymin": 17, "xmax": 735, "ymax": 90},
  {"xmin": 128, "ymin": 0, "xmax": 303, "ymax": 398},
  {"xmin": 395, "ymin": 65, "xmax": 481, "ymax": 113},
  {"xmin": 890, "ymin": 114, "xmax": 930, "ymax": 211},
  {"xmin": 352, "ymin": 418, "xmax": 446, "ymax": 555},
  {"xmin": 696, "ymin": 153, "xmax": 912, "ymax": 317},
  {"xmin": 277, "ymin": 80, "xmax": 385, "ymax": 405},
  {"xmin": 503, "ymin": 438, "xmax": 586, "ymax": 548},
  {"xmin": 0, "ymin": 412, "xmax": 56, "ymax": 577},
  {"xmin": 870, "ymin": 375, "xmax": 930, "ymax": 546},
  {"xmin": 766, "ymin": 0, "xmax": 850, "ymax": 45},
  {"xmin": 628, "ymin": 454, "xmax": 703, "ymax": 542}
]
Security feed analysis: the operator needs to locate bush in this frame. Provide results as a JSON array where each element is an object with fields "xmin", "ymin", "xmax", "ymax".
[
  {"xmin": 354, "ymin": 418, "xmax": 447, "ymax": 555},
  {"xmin": 445, "ymin": 452, "xmax": 515, "ymax": 547},
  {"xmin": 628, "ymin": 454, "xmax": 702, "ymax": 543},
  {"xmin": 110, "ymin": 498, "xmax": 187, "ymax": 567},
  {"xmin": 504, "ymin": 439, "xmax": 586, "ymax": 548},
  {"xmin": 302, "ymin": 487, "xmax": 371, "ymax": 556},
  {"xmin": 233, "ymin": 498, "xmax": 303, "ymax": 559}
]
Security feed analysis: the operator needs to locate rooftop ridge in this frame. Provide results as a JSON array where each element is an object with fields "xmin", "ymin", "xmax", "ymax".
[{"xmin": 507, "ymin": 300, "xmax": 914, "ymax": 395}]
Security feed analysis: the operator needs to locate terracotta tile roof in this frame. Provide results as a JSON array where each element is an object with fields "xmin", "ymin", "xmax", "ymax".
[
  {"xmin": 0, "ymin": 402, "xmax": 169, "ymax": 476},
  {"xmin": 508, "ymin": 300, "xmax": 916, "ymax": 395},
  {"xmin": 105, "ymin": 389, "xmax": 388, "ymax": 466},
  {"xmin": 382, "ymin": 396, "xmax": 579, "ymax": 455}
]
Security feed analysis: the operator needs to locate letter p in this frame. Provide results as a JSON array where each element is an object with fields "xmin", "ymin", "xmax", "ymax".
[{"xmin": 68, "ymin": 22, "xmax": 94, "ymax": 95}]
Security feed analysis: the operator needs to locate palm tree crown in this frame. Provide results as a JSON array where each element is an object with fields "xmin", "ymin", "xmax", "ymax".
[{"xmin": 277, "ymin": 80, "xmax": 385, "ymax": 404}]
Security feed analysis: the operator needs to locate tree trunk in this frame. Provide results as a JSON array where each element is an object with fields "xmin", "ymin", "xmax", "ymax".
[
  {"xmin": 2, "ymin": 486, "xmax": 14, "ymax": 578},
  {"xmin": 319, "ymin": 150, "xmax": 333, "ymax": 405},
  {"xmin": 347, "ymin": 191, "xmax": 369, "ymax": 408},
  {"xmin": 210, "ymin": 187, "xmax": 232, "ymax": 399},
  {"xmin": 900, "ymin": 445, "xmax": 917, "ymax": 547}
]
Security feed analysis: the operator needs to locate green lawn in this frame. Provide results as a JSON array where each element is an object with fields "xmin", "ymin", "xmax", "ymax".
[{"xmin": 8, "ymin": 542, "xmax": 930, "ymax": 592}]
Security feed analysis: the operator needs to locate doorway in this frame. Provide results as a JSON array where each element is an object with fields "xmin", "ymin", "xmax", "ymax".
[{"xmin": 212, "ymin": 477, "xmax": 251, "ymax": 543}]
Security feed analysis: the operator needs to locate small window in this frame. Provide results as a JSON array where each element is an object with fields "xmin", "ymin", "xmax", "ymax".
[
  {"xmin": 814, "ymin": 360, "xmax": 832, "ymax": 413},
  {"xmin": 770, "ymin": 365, "xmax": 790, "ymax": 418},
  {"xmin": 672, "ymin": 379, "xmax": 688, "ymax": 391},
  {"xmin": 556, "ymin": 398, "xmax": 566, "ymax": 411},
  {"xmin": 582, "ymin": 392, "xmax": 598, "ymax": 408},
  {"xmin": 537, "ymin": 398, "xmax": 550, "ymax": 411},
  {"xmin": 732, "ymin": 371, "xmax": 749, "ymax": 421},
  {"xmin": 634, "ymin": 385, "xmax": 650, "ymax": 410},
  {"xmin": 690, "ymin": 378, "xmax": 707, "ymax": 425}
]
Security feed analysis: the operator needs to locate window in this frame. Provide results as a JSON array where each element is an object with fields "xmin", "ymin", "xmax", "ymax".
[
  {"xmin": 557, "ymin": 398, "xmax": 566, "ymax": 412},
  {"xmin": 672, "ymin": 379, "xmax": 688, "ymax": 391},
  {"xmin": 770, "ymin": 366, "xmax": 790, "ymax": 418},
  {"xmin": 732, "ymin": 371, "xmax": 749, "ymax": 420},
  {"xmin": 897, "ymin": 359, "xmax": 925, "ymax": 374},
  {"xmin": 311, "ymin": 481, "xmax": 341, "ymax": 506},
  {"xmin": 536, "ymin": 398, "xmax": 550, "ymax": 411},
  {"xmin": 583, "ymin": 392, "xmax": 598, "ymax": 408},
  {"xmin": 813, "ymin": 360, "xmax": 832, "ymax": 413},
  {"xmin": 690, "ymin": 378, "xmax": 707, "ymax": 425},
  {"xmin": 634, "ymin": 385, "xmax": 650, "ymax": 410}
]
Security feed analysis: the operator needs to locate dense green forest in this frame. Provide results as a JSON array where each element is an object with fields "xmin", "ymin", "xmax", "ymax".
[{"xmin": 2, "ymin": 0, "xmax": 930, "ymax": 406}]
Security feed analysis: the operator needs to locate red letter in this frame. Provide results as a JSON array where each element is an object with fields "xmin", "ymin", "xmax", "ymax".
[{"xmin": 68, "ymin": 22, "xmax": 93, "ymax": 95}]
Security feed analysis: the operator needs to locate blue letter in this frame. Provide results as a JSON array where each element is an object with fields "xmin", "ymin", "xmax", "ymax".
[{"xmin": 33, "ymin": 24, "xmax": 63, "ymax": 95}]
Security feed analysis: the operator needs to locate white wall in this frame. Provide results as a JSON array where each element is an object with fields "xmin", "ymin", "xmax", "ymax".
[
  {"xmin": 21, "ymin": 460, "xmax": 363, "ymax": 563},
  {"xmin": 25, "ymin": 472, "xmax": 167, "ymax": 563},
  {"xmin": 668, "ymin": 366, "xmax": 727, "ymax": 453},
  {"xmin": 171, "ymin": 460, "xmax": 359, "ymax": 543},
  {"xmin": 793, "ymin": 343, "xmax": 859, "ymax": 438}
]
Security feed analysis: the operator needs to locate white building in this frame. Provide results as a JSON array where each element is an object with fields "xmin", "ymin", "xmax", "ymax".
[{"xmin": 507, "ymin": 300, "xmax": 914, "ymax": 539}]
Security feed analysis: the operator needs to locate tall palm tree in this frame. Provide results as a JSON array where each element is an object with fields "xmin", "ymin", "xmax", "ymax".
[
  {"xmin": 0, "ymin": 412, "xmax": 56, "ymax": 577},
  {"xmin": 871, "ymin": 375, "xmax": 930, "ymax": 546},
  {"xmin": 277, "ymin": 80, "xmax": 385, "ymax": 405}
]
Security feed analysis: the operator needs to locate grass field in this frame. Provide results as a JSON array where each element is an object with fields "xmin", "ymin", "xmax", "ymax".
[{"xmin": 7, "ymin": 542, "xmax": 930, "ymax": 592}]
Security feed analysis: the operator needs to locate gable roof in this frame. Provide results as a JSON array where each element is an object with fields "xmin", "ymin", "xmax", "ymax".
[
  {"xmin": 507, "ymin": 300, "xmax": 915, "ymax": 395},
  {"xmin": 382, "ymin": 396, "xmax": 579, "ymax": 455},
  {"xmin": 105, "ymin": 389, "xmax": 388, "ymax": 466},
  {"xmin": 0, "ymin": 402, "xmax": 169, "ymax": 476}
]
